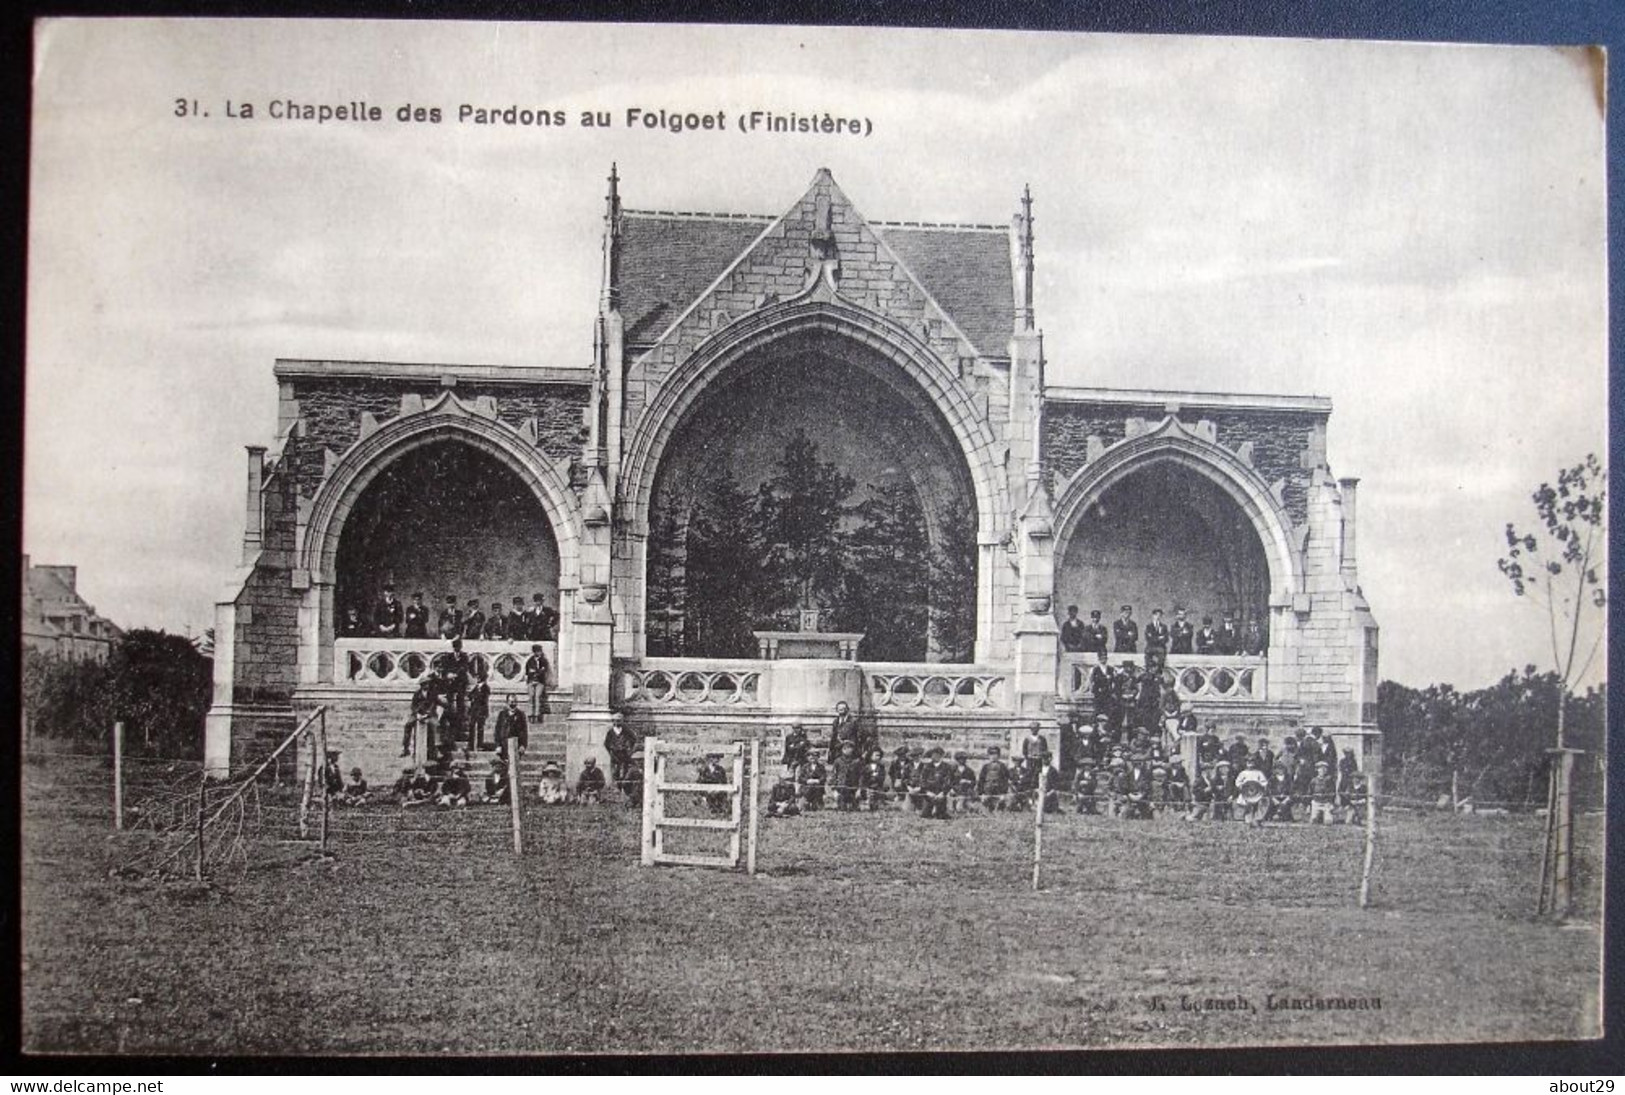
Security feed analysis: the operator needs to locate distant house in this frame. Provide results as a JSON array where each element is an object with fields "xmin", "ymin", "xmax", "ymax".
[{"xmin": 22, "ymin": 555, "xmax": 122, "ymax": 662}]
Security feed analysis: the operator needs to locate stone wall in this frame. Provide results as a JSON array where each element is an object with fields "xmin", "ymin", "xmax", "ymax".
[{"xmin": 1044, "ymin": 403, "xmax": 1322, "ymax": 526}]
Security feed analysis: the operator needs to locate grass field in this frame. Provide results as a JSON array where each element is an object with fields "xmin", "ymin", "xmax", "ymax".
[{"xmin": 22, "ymin": 755, "xmax": 1603, "ymax": 1055}]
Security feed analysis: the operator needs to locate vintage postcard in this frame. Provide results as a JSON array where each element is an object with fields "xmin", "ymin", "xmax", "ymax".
[{"xmin": 23, "ymin": 19, "xmax": 1607, "ymax": 1055}]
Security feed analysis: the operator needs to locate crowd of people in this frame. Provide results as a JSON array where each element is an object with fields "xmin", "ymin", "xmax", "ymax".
[
  {"xmin": 340, "ymin": 584, "xmax": 560, "ymax": 642},
  {"xmin": 1060, "ymin": 604, "xmax": 1267, "ymax": 658}
]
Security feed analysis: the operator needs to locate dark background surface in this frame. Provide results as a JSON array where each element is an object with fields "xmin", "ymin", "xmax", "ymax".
[{"xmin": 2, "ymin": 0, "xmax": 1620, "ymax": 1077}]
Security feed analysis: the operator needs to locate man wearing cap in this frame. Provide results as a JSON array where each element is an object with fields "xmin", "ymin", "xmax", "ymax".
[
  {"xmin": 1243, "ymin": 616, "xmax": 1267, "ymax": 657},
  {"xmin": 779, "ymin": 723, "xmax": 809, "ymax": 777},
  {"xmin": 860, "ymin": 748, "xmax": 889, "ymax": 811},
  {"xmin": 509, "ymin": 596, "xmax": 530, "ymax": 640},
  {"xmin": 796, "ymin": 753, "xmax": 827, "ymax": 811},
  {"xmin": 1169, "ymin": 609, "xmax": 1195, "ymax": 656},
  {"xmin": 437, "ymin": 595, "xmax": 463, "ymax": 640},
  {"xmin": 968, "ymin": 740, "xmax": 1007, "ymax": 809},
  {"xmin": 1112, "ymin": 605, "xmax": 1139, "ymax": 654},
  {"xmin": 403, "ymin": 592, "xmax": 430, "ymax": 639},
  {"xmin": 1308, "ymin": 761, "xmax": 1337, "ymax": 824},
  {"xmin": 1089, "ymin": 650, "xmax": 1115, "ymax": 723},
  {"xmin": 1336, "ymin": 746, "xmax": 1360, "ymax": 815},
  {"xmin": 374, "ymin": 584, "xmax": 403, "ymax": 638},
  {"xmin": 461, "ymin": 599, "xmax": 486, "ymax": 641},
  {"xmin": 1217, "ymin": 613, "xmax": 1241, "ymax": 656},
  {"xmin": 1144, "ymin": 609, "xmax": 1170, "ymax": 661},
  {"xmin": 1060, "ymin": 604, "xmax": 1089, "ymax": 653},
  {"xmin": 1209, "ymin": 759, "xmax": 1235, "ymax": 821},
  {"xmin": 697, "ymin": 753, "xmax": 731, "ymax": 815},
  {"xmin": 1082, "ymin": 610, "xmax": 1109, "ymax": 656},
  {"xmin": 831, "ymin": 742, "xmax": 863, "ymax": 812},
  {"xmin": 536, "ymin": 593, "xmax": 559, "ymax": 642},
  {"xmin": 402, "ymin": 675, "xmax": 439, "ymax": 758},
  {"xmin": 950, "ymin": 751, "xmax": 978, "ymax": 814},
  {"xmin": 483, "ymin": 601, "xmax": 509, "ymax": 641},
  {"xmin": 918, "ymin": 747, "xmax": 953, "ymax": 820},
  {"xmin": 523, "ymin": 644, "xmax": 550, "ymax": 719},
  {"xmin": 604, "ymin": 713, "xmax": 637, "ymax": 797}
]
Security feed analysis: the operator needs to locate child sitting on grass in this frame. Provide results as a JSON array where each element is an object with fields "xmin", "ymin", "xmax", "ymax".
[
  {"xmin": 438, "ymin": 764, "xmax": 471, "ymax": 807},
  {"xmin": 537, "ymin": 761, "xmax": 568, "ymax": 805},
  {"xmin": 338, "ymin": 767, "xmax": 369, "ymax": 807}
]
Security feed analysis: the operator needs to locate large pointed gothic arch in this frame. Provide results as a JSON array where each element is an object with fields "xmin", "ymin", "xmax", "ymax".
[
  {"xmin": 298, "ymin": 396, "xmax": 583, "ymax": 685},
  {"xmin": 1051, "ymin": 418, "xmax": 1303, "ymax": 606},
  {"xmin": 617, "ymin": 297, "xmax": 1011, "ymax": 662}
]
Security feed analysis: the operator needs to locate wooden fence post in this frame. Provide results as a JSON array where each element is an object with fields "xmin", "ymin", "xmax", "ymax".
[
  {"xmin": 319, "ymin": 711, "xmax": 331, "ymax": 857},
  {"xmin": 112, "ymin": 721, "xmax": 125, "ymax": 832},
  {"xmin": 194, "ymin": 777, "xmax": 207, "ymax": 882},
  {"xmin": 746, "ymin": 738, "xmax": 762, "ymax": 877},
  {"xmin": 1032, "ymin": 766, "xmax": 1047, "ymax": 892},
  {"xmin": 507, "ymin": 739, "xmax": 524, "ymax": 857},
  {"xmin": 298, "ymin": 725, "xmax": 315, "ymax": 841},
  {"xmin": 640, "ymin": 739, "xmax": 660, "ymax": 867},
  {"xmin": 1358, "ymin": 772, "xmax": 1379, "ymax": 908}
]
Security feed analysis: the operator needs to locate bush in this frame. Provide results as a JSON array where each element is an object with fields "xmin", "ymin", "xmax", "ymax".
[{"xmin": 23, "ymin": 629, "xmax": 211, "ymax": 757}]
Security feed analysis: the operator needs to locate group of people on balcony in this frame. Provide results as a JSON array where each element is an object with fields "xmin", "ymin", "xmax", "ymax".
[
  {"xmin": 1059, "ymin": 604, "xmax": 1267, "ymax": 658},
  {"xmin": 339, "ymin": 585, "xmax": 559, "ymax": 643}
]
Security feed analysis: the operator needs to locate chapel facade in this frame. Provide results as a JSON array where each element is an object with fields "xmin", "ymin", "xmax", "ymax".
[{"xmin": 203, "ymin": 168, "xmax": 1379, "ymax": 780}]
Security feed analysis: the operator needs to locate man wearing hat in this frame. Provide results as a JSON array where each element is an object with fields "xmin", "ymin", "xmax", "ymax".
[
  {"xmin": 604, "ymin": 713, "xmax": 637, "ymax": 797},
  {"xmin": 509, "ymin": 596, "xmax": 530, "ymax": 639},
  {"xmin": 402, "ymin": 675, "xmax": 439, "ymax": 759},
  {"xmin": 1217, "ymin": 613, "xmax": 1241, "ymax": 656},
  {"xmin": 483, "ymin": 600, "xmax": 509, "ymax": 641},
  {"xmin": 535, "ymin": 593, "xmax": 559, "ymax": 642},
  {"xmin": 523, "ymin": 643, "xmax": 550, "ymax": 718},
  {"xmin": 403, "ymin": 592, "xmax": 430, "ymax": 639},
  {"xmin": 976, "ymin": 746, "xmax": 1010, "ymax": 811},
  {"xmin": 484, "ymin": 755, "xmax": 510, "ymax": 805},
  {"xmin": 1308, "ymin": 761, "xmax": 1338, "ymax": 824},
  {"xmin": 374, "ymin": 584, "xmax": 403, "ymax": 638},
  {"xmin": 437, "ymin": 595, "xmax": 463, "ymax": 640},
  {"xmin": 1112, "ymin": 605, "xmax": 1139, "ymax": 654},
  {"xmin": 918, "ymin": 747, "xmax": 953, "ymax": 820},
  {"xmin": 1060, "ymin": 604, "xmax": 1089, "ymax": 653},
  {"xmin": 1194, "ymin": 616, "xmax": 1218, "ymax": 655}
]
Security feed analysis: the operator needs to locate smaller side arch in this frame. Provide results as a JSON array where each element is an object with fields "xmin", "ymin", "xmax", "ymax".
[{"xmin": 1051, "ymin": 425, "xmax": 1303, "ymax": 604}]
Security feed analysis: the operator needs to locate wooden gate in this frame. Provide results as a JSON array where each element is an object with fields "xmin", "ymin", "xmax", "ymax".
[{"xmin": 640, "ymin": 737, "xmax": 761, "ymax": 873}]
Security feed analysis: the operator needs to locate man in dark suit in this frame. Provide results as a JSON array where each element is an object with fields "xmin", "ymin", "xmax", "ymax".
[
  {"xmin": 483, "ymin": 601, "xmax": 508, "ymax": 641},
  {"xmin": 1169, "ymin": 609, "xmax": 1194, "ymax": 655},
  {"xmin": 1085, "ymin": 610, "xmax": 1110, "ymax": 655},
  {"xmin": 1194, "ymin": 616, "xmax": 1218, "ymax": 655},
  {"xmin": 1113, "ymin": 605, "xmax": 1139, "ymax": 654},
  {"xmin": 1217, "ymin": 614, "xmax": 1241, "ymax": 656},
  {"xmin": 374, "ymin": 584, "xmax": 403, "ymax": 638},
  {"xmin": 461, "ymin": 599, "xmax": 486, "ymax": 641},
  {"xmin": 437, "ymin": 596, "xmax": 462, "ymax": 640},
  {"xmin": 1060, "ymin": 605, "xmax": 1089, "ymax": 653},
  {"xmin": 826, "ymin": 701, "xmax": 861, "ymax": 762},
  {"xmin": 1144, "ymin": 608, "xmax": 1170, "ymax": 660},
  {"xmin": 403, "ymin": 592, "xmax": 430, "ymax": 639},
  {"xmin": 493, "ymin": 693, "xmax": 528, "ymax": 754}
]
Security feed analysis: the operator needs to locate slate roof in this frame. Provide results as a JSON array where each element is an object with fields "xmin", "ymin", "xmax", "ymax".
[{"xmin": 617, "ymin": 209, "xmax": 1015, "ymax": 357}]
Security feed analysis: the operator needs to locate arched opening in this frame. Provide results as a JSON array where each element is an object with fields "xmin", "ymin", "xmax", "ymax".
[
  {"xmin": 1057, "ymin": 461, "xmax": 1271, "ymax": 638},
  {"xmin": 645, "ymin": 329, "xmax": 979, "ymax": 662},
  {"xmin": 332, "ymin": 440, "xmax": 562, "ymax": 635}
]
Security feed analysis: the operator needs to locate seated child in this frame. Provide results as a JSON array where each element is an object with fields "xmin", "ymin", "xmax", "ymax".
[
  {"xmin": 401, "ymin": 766, "xmax": 436, "ymax": 808},
  {"xmin": 575, "ymin": 757, "xmax": 607, "ymax": 804},
  {"xmin": 766, "ymin": 776, "xmax": 802, "ymax": 818},
  {"xmin": 950, "ymin": 752, "xmax": 978, "ymax": 814},
  {"xmin": 797, "ymin": 757, "xmax": 827, "ymax": 810},
  {"xmin": 484, "ymin": 758, "xmax": 510, "ymax": 805},
  {"xmin": 859, "ymin": 749, "xmax": 888, "ymax": 811},
  {"xmin": 537, "ymin": 761, "xmax": 568, "ymax": 805},
  {"xmin": 830, "ymin": 742, "xmax": 862, "ymax": 811},
  {"xmin": 438, "ymin": 764, "xmax": 472, "ymax": 807},
  {"xmin": 339, "ymin": 766, "xmax": 369, "ymax": 807},
  {"xmin": 1072, "ymin": 761, "xmax": 1099, "ymax": 815}
]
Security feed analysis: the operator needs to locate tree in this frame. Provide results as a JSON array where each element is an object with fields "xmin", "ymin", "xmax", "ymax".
[
  {"xmin": 685, "ymin": 471, "xmax": 771, "ymax": 657},
  {"xmin": 757, "ymin": 430, "xmax": 856, "ymax": 619},
  {"xmin": 846, "ymin": 480, "xmax": 932, "ymax": 661},
  {"xmin": 928, "ymin": 496, "xmax": 979, "ymax": 663},
  {"xmin": 22, "ymin": 629, "xmax": 212, "ymax": 756},
  {"xmin": 1497, "ymin": 454, "xmax": 1606, "ymax": 749}
]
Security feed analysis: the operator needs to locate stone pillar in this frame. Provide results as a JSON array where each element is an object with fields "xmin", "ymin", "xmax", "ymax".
[
  {"xmin": 243, "ymin": 446, "xmax": 266, "ymax": 564},
  {"xmin": 1011, "ymin": 470, "xmax": 1059, "ymax": 720},
  {"xmin": 1338, "ymin": 476, "xmax": 1360, "ymax": 581},
  {"xmin": 566, "ymin": 465, "xmax": 616, "ymax": 778},
  {"xmin": 203, "ymin": 596, "xmax": 240, "ymax": 778}
]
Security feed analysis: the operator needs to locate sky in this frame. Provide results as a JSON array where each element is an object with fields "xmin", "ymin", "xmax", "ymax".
[{"xmin": 26, "ymin": 20, "xmax": 1608, "ymax": 689}]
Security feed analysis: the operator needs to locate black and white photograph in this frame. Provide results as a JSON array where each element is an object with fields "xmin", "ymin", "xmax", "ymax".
[{"xmin": 21, "ymin": 18, "xmax": 1608, "ymax": 1056}]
